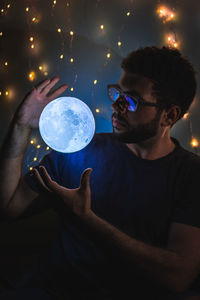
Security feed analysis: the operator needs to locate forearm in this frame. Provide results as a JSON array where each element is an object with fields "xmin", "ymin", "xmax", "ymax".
[
  {"xmin": 0, "ymin": 118, "xmax": 31, "ymax": 208},
  {"xmin": 83, "ymin": 212, "xmax": 186, "ymax": 292}
]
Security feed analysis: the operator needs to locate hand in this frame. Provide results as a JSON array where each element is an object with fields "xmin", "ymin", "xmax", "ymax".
[
  {"xmin": 33, "ymin": 166, "xmax": 93, "ymax": 219},
  {"xmin": 14, "ymin": 77, "xmax": 68, "ymax": 129}
]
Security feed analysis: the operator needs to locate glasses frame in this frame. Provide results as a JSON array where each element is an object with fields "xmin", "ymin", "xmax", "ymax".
[{"xmin": 107, "ymin": 84, "xmax": 162, "ymax": 112}]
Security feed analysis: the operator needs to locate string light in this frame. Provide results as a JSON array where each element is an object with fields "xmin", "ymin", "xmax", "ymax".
[
  {"xmin": 36, "ymin": 145, "xmax": 41, "ymax": 149},
  {"xmin": 70, "ymin": 87, "xmax": 74, "ymax": 91},
  {"xmin": 100, "ymin": 25, "xmax": 104, "ymax": 30},
  {"xmin": 29, "ymin": 167, "xmax": 33, "ymax": 171},
  {"xmin": 5, "ymin": 91, "xmax": 9, "ymax": 96},
  {"xmin": 39, "ymin": 65, "xmax": 43, "ymax": 70},
  {"xmin": 4, "ymin": 61, "xmax": 8, "ymax": 66},
  {"xmin": 25, "ymin": 7, "xmax": 29, "ymax": 12},
  {"xmin": 70, "ymin": 58, "xmax": 74, "ymax": 63},
  {"xmin": 96, "ymin": 108, "xmax": 100, "ymax": 113},
  {"xmin": 107, "ymin": 53, "xmax": 111, "ymax": 59},
  {"xmin": 44, "ymin": 71, "xmax": 48, "ymax": 76},
  {"xmin": 183, "ymin": 113, "xmax": 189, "ymax": 119},
  {"xmin": 0, "ymin": 91, "xmax": 2, "ymax": 96},
  {"xmin": 166, "ymin": 33, "xmax": 179, "ymax": 49},
  {"xmin": 29, "ymin": 37, "xmax": 34, "ymax": 42},
  {"xmin": 94, "ymin": 80, "xmax": 97, "ymax": 85},
  {"xmin": 57, "ymin": 28, "xmax": 61, "ymax": 33},
  {"xmin": 157, "ymin": 6, "xmax": 176, "ymax": 23},
  {"xmin": 29, "ymin": 71, "xmax": 36, "ymax": 81},
  {"xmin": 118, "ymin": 41, "xmax": 122, "ymax": 47},
  {"xmin": 31, "ymin": 44, "xmax": 35, "ymax": 49},
  {"xmin": 126, "ymin": 11, "xmax": 131, "ymax": 16},
  {"xmin": 0, "ymin": 32, "xmax": 3, "ymax": 36},
  {"xmin": 60, "ymin": 54, "xmax": 64, "ymax": 59},
  {"xmin": 33, "ymin": 157, "xmax": 37, "ymax": 161},
  {"xmin": 70, "ymin": 31, "xmax": 74, "ymax": 36},
  {"xmin": 46, "ymin": 146, "xmax": 50, "ymax": 150},
  {"xmin": 191, "ymin": 138, "xmax": 199, "ymax": 148}
]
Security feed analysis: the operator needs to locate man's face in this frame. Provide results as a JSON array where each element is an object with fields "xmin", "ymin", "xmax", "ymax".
[{"xmin": 111, "ymin": 72, "xmax": 163, "ymax": 144}]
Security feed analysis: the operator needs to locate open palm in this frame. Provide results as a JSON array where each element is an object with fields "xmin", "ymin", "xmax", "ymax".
[{"xmin": 15, "ymin": 77, "xmax": 68, "ymax": 129}]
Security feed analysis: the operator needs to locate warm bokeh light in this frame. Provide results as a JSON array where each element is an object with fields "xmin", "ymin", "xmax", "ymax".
[
  {"xmin": 183, "ymin": 113, "xmax": 189, "ymax": 119},
  {"xmin": 157, "ymin": 6, "xmax": 176, "ymax": 23},
  {"xmin": 191, "ymin": 138, "xmax": 199, "ymax": 148},
  {"xmin": 96, "ymin": 108, "xmax": 100, "ymax": 113},
  {"xmin": 29, "ymin": 71, "xmax": 36, "ymax": 81},
  {"xmin": 166, "ymin": 33, "xmax": 180, "ymax": 49},
  {"xmin": 94, "ymin": 80, "xmax": 98, "ymax": 85}
]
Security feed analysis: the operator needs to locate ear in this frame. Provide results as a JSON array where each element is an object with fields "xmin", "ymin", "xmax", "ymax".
[{"xmin": 161, "ymin": 105, "xmax": 182, "ymax": 127}]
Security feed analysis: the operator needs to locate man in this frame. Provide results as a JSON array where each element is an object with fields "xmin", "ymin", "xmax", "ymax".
[{"xmin": 0, "ymin": 46, "xmax": 200, "ymax": 299}]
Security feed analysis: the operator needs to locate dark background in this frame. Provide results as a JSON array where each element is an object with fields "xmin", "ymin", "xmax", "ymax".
[{"xmin": 0, "ymin": 0, "xmax": 200, "ymax": 274}]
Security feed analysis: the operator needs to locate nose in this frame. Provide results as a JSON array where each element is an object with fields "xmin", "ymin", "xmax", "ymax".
[{"xmin": 111, "ymin": 98, "xmax": 129, "ymax": 114}]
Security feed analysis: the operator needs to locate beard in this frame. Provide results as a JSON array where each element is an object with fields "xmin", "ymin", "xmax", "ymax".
[{"xmin": 112, "ymin": 109, "xmax": 162, "ymax": 144}]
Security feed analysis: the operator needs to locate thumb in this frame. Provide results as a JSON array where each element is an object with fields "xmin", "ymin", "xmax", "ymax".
[{"xmin": 80, "ymin": 168, "xmax": 93, "ymax": 190}]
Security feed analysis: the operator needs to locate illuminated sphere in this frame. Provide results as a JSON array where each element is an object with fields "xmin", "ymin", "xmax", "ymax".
[{"xmin": 39, "ymin": 97, "xmax": 95, "ymax": 153}]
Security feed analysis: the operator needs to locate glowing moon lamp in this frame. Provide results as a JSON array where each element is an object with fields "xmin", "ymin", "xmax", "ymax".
[{"xmin": 39, "ymin": 97, "xmax": 96, "ymax": 153}]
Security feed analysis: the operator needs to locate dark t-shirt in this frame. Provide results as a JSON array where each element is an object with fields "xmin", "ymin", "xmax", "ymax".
[{"xmin": 24, "ymin": 132, "xmax": 200, "ymax": 298}]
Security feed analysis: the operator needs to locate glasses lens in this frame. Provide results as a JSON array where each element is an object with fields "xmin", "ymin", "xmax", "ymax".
[
  {"xmin": 109, "ymin": 87, "xmax": 120, "ymax": 101},
  {"xmin": 124, "ymin": 95, "xmax": 138, "ymax": 112}
]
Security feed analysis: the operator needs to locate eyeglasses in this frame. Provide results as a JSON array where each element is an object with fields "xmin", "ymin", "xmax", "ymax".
[{"xmin": 107, "ymin": 84, "xmax": 161, "ymax": 112}]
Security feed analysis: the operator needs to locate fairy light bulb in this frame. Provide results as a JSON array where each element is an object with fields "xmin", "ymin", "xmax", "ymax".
[
  {"xmin": 96, "ymin": 108, "xmax": 100, "ymax": 113},
  {"xmin": 57, "ymin": 28, "xmax": 61, "ymax": 33},
  {"xmin": 46, "ymin": 146, "xmax": 50, "ymax": 150},
  {"xmin": 33, "ymin": 157, "xmax": 37, "ymax": 161},
  {"xmin": 118, "ymin": 41, "xmax": 122, "ymax": 47},
  {"xmin": 4, "ymin": 62, "xmax": 8, "ymax": 66},
  {"xmin": 36, "ymin": 145, "xmax": 41, "ymax": 149},
  {"xmin": 191, "ymin": 138, "xmax": 199, "ymax": 148},
  {"xmin": 70, "ymin": 87, "xmax": 74, "ymax": 91},
  {"xmin": 39, "ymin": 65, "xmax": 43, "ymax": 70},
  {"xmin": 60, "ymin": 54, "xmax": 64, "ymax": 59},
  {"xmin": 70, "ymin": 58, "xmax": 74, "ymax": 63},
  {"xmin": 94, "ymin": 80, "xmax": 97, "ymax": 85},
  {"xmin": 100, "ymin": 25, "xmax": 104, "ymax": 30},
  {"xmin": 183, "ymin": 113, "xmax": 189, "ymax": 119},
  {"xmin": 30, "ymin": 140, "xmax": 34, "ymax": 144},
  {"xmin": 31, "ymin": 44, "xmax": 35, "ymax": 49},
  {"xmin": 29, "ymin": 71, "xmax": 36, "ymax": 81},
  {"xmin": 29, "ymin": 37, "xmax": 34, "ymax": 42},
  {"xmin": 0, "ymin": 32, "xmax": 3, "ymax": 36},
  {"xmin": 127, "ymin": 11, "xmax": 131, "ymax": 16},
  {"xmin": 107, "ymin": 53, "xmax": 111, "ymax": 58},
  {"xmin": 5, "ymin": 91, "xmax": 9, "ymax": 96},
  {"xmin": 26, "ymin": 7, "xmax": 29, "ymax": 12},
  {"xmin": 70, "ymin": 31, "xmax": 74, "ymax": 36}
]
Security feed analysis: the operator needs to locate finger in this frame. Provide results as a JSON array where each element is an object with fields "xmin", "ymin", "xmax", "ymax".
[
  {"xmin": 80, "ymin": 168, "xmax": 93, "ymax": 190},
  {"xmin": 39, "ymin": 166, "xmax": 63, "ymax": 194},
  {"xmin": 47, "ymin": 84, "xmax": 68, "ymax": 101},
  {"xmin": 35, "ymin": 79, "xmax": 51, "ymax": 93},
  {"xmin": 32, "ymin": 168, "xmax": 52, "ymax": 193},
  {"xmin": 41, "ymin": 77, "xmax": 60, "ymax": 95}
]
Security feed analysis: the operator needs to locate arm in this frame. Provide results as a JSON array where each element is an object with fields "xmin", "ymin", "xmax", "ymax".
[
  {"xmin": 83, "ymin": 214, "xmax": 200, "ymax": 293},
  {"xmin": 34, "ymin": 166, "xmax": 200, "ymax": 293},
  {"xmin": 0, "ymin": 77, "xmax": 68, "ymax": 218}
]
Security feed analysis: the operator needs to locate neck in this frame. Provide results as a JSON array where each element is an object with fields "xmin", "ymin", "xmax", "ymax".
[{"xmin": 125, "ymin": 130, "xmax": 175, "ymax": 160}]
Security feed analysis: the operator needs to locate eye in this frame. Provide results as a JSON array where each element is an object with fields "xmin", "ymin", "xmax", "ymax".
[
  {"xmin": 124, "ymin": 95, "xmax": 138, "ymax": 112},
  {"xmin": 109, "ymin": 87, "xmax": 120, "ymax": 101}
]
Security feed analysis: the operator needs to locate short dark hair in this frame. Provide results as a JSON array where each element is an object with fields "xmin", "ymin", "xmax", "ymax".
[{"xmin": 121, "ymin": 46, "xmax": 197, "ymax": 120}]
